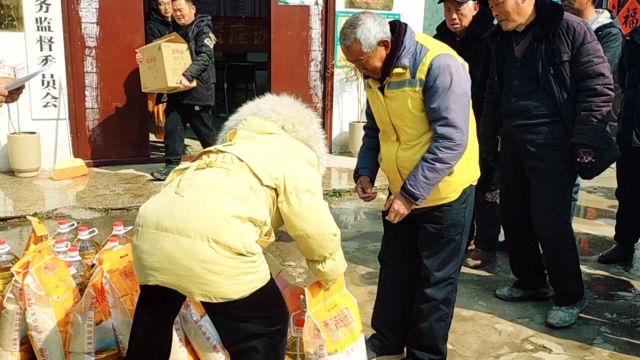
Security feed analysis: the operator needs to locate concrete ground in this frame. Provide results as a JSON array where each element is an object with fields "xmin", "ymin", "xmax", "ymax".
[{"xmin": 0, "ymin": 156, "xmax": 638, "ymax": 359}]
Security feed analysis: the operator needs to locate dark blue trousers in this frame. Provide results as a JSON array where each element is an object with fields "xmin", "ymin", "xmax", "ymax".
[
  {"xmin": 164, "ymin": 100, "xmax": 218, "ymax": 166},
  {"xmin": 614, "ymin": 138, "xmax": 640, "ymax": 247},
  {"xmin": 368, "ymin": 186, "xmax": 474, "ymax": 360},
  {"xmin": 499, "ymin": 123, "xmax": 584, "ymax": 306}
]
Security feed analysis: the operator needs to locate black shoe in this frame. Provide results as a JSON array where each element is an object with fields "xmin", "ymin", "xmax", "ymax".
[
  {"xmin": 150, "ymin": 165, "xmax": 177, "ymax": 181},
  {"xmin": 597, "ymin": 244, "xmax": 634, "ymax": 265},
  {"xmin": 366, "ymin": 337, "xmax": 404, "ymax": 360}
]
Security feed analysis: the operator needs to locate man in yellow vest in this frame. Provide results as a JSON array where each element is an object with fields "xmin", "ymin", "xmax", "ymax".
[{"xmin": 340, "ymin": 12, "xmax": 480, "ymax": 360}]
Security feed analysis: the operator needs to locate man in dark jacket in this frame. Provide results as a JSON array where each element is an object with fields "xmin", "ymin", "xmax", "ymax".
[
  {"xmin": 435, "ymin": 0, "xmax": 499, "ymax": 269},
  {"xmin": 483, "ymin": 0, "xmax": 614, "ymax": 328},
  {"xmin": 145, "ymin": 0, "xmax": 173, "ymax": 43},
  {"xmin": 151, "ymin": 0, "xmax": 218, "ymax": 181},
  {"xmin": 562, "ymin": 0, "xmax": 624, "ymax": 218},
  {"xmin": 598, "ymin": 28, "xmax": 640, "ymax": 265}
]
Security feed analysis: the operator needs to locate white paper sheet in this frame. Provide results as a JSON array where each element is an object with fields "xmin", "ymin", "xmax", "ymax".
[{"xmin": 1, "ymin": 63, "xmax": 54, "ymax": 91}]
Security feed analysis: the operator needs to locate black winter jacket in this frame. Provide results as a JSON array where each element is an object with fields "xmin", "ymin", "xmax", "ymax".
[
  {"xmin": 480, "ymin": 0, "xmax": 614, "ymax": 153},
  {"xmin": 593, "ymin": 9, "xmax": 624, "ymax": 73},
  {"xmin": 145, "ymin": 9, "xmax": 173, "ymax": 44},
  {"xmin": 170, "ymin": 14, "xmax": 216, "ymax": 106},
  {"xmin": 618, "ymin": 28, "xmax": 640, "ymax": 146},
  {"xmin": 434, "ymin": 6, "xmax": 494, "ymax": 122}
]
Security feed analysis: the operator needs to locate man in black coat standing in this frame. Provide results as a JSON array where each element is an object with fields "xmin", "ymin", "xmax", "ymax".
[
  {"xmin": 598, "ymin": 28, "xmax": 640, "ymax": 265},
  {"xmin": 483, "ymin": 0, "xmax": 614, "ymax": 328},
  {"xmin": 434, "ymin": 0, "xmax": 499, "ymax": 269},
  {"xmin": 150, "ymin": 0, "xmax": 218, "ymax": 181}
]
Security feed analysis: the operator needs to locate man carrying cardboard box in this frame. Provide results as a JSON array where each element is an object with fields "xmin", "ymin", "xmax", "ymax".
[{"xmin": 146, "ymin": 0, "xmax": 218, "ymax": 181}]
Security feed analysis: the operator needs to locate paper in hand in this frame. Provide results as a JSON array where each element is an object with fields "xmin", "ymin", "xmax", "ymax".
[{"xmin": 1, "ymin": 63, "xmax": 54, "ymax": 91}]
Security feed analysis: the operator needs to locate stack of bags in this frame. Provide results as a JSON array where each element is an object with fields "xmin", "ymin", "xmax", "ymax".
[{"xmin": 0, "ymin": 217, "xmax": 229, "ymax": 360}]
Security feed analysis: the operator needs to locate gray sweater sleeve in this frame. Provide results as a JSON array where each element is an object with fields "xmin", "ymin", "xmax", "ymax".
[{"xmin": 401, "ymin": 54, "xmax": 472, "ymax": 204}]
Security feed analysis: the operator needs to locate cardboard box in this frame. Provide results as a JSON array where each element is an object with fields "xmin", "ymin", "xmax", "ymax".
[{"xmin": 137, "ymin": 32, "xmax": 192, "ymax": 93}]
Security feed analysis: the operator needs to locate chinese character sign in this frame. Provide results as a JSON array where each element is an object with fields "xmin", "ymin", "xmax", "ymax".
[
  {"xmin": 23, "ymin": 0, "xmax": 68, "ymax": 119},
  {"xmin": 609, "ymin": 0, "xmax": 640, "ymax": 34}
]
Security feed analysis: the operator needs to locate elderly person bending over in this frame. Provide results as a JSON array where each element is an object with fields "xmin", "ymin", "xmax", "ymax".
[{"xmin": 126, "ymin": 93, "xmax": 347, "ymax": 360}]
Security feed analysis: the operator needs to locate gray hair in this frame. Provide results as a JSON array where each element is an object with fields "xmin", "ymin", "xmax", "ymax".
[{"xmin": 339, "ymin": 12, "xmax": 391, "ymax": 52}]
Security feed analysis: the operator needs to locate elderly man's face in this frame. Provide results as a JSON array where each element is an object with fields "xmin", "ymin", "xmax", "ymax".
[
  {"xmin": 342, "ymin": 40, "xmax": 390, "ymax": 80},
  {"xmin": 157, "ymin": 0, "xmax": 172, "ymax": 19},
  {"xmin": 488, "ymin": 0, "xmax": 532, "ymax": 31},
  {"xmin": 561, "ymin": 0, "xmax": 592, "ymax": 17},
  {"xmin": 444, "ymin": 0, "xmax": 480, "ymax": 35},
  {"xmin": 172, "ymin": 0, "xmax": 196, "ymax": 26}
]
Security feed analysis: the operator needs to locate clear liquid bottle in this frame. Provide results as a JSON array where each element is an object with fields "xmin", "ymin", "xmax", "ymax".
[
  {"xmin": 51, "ymin": 238, "xmax": 71, "ymax": 259},
  {"xmin": 75, "ymin": 226, "xmax": 99, "ymax": 266},
  {"xmin": 285, "ymin": 316, "xmax": 305, "ymax": 360},
  {"xmin": 0, "ymin": 240, "xmax": 19, "ymax": 295},
  {"xmin": 102, "ymin": 221, "xmax": 133, "ymax": 247},
  {"xmin": 66, "ymin": 246, "xmax": 88, "ymax": 289},
  {"xmin": 285, "ymin": 295, "xmax": 307, "ymax": 360},
  {"xmin": 51, "ymin": 219, "xmax": 78, "ymax": 244}
]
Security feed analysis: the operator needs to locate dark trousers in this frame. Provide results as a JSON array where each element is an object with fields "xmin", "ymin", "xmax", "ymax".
[
  {"xmin": 614, "ymin": 139, "xmax": 640, "ymax": 247},
  {"xmin": 473, "ymin": 157, "xmax": 501, "ymax": 251},
  {"xmin": 369, "ymin": 186, "xmax": 474, "ymax": 360},
  {"xmin": 499, "ymin": 124, "xmax": 584, "ymax": 306},
  {"xmin": 125, "ymin": 279, "xmax": 289, "ymax": 360},
  {"xmin": 164, "ymin": 100, "xmax": 218, "ymax": 165}
]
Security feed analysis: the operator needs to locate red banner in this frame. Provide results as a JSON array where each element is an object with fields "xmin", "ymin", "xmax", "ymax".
[{"xmin": 609, "ymin": 0, "xmax": 640, "ymax": 33}]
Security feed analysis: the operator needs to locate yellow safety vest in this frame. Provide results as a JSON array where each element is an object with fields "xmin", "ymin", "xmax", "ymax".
[{"xmin": 365, "ymin": 33, "xmax": 480, "ymax": 208}]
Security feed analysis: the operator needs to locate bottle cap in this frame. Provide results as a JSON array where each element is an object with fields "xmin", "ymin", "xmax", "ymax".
[
  {"xmin": 107, "ymin": 236, "xmax": 120, "ymax": 246},
  {"xmin": 77, "ymin": 226, "xmax": 97, "ymax": 239},
  {"xmin": 66, "ymin": 246, "xmax": 82, "ymax": 261},
  {"xmin": 0, "ymin": 240, "xmax": 10, "ymax": 253},
  {"xmin": 113, "ymin": 221, "xmax": 123, "ymax": 229},
  {"xmin": 52, "ymin": 238, "xmax": 70, "ymax": 251},
  {"xmin": 294, "ymin": 317, "xmax": 305, "ymax": 328}
]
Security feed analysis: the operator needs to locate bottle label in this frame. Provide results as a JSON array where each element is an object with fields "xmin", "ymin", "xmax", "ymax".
[
  {"xmin": 0, "ymin": 270, "xmax": 13, "ymax": 293},
  {"xmin": 80, "ymin": 251, "xmax": 97, "ymax": 266}
]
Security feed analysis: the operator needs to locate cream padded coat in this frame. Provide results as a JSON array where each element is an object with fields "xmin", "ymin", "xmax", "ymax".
[{"xmin": 132, "ymin": 94, "xmax": 347, "ymax": 302}]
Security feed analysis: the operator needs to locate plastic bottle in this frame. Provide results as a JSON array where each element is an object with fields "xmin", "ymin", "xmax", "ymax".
[
  {"xmin": 102, "ymin": 236, "xmax": 122, "ymax": 251},
  {"xmin": 51, "ymin": 219, "xmax": 78, "ymax": 244},
  {"xmin": 0, "ymin": 240, "xmax": 19, "ymax": 294},
  {"xmin": 285, "ymin": 317, "xmax": 305, "ymax": 360},
  {"xmin": 51, "ymin": 238, "xmax": 71, "ymax": 259},
  {"xmin": 66, "ymin": 246, "xmax": 88, "ymax": 289},
  {"xmin": 74, "ymin": 226, "xmax": 99, "ymax": 266},
  {"xmin": 102, "ymin": 221, "xmax": 133, "ymax": 247}
]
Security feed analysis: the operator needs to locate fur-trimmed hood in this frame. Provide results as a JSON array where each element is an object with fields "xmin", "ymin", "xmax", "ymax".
[{"xmin": 217, "ymin": 93, "xmax": 329, "ymax": 175}]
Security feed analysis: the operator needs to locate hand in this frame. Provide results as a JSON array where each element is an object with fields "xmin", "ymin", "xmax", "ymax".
[
  {"xmin": 0, "ymin": 77, "xmax": 24, "ymax": 107},
  {"xmin": 177, "ymin": 76, "xmax": 197, "ymax": 91},
  {"xmin": 135, "ymin": 51, "xmax": 144, "ymax": 64},
  {"xmin": 383, "ymin": 191, "xmax": 413, "ymax": 224},
  {"xmin": 355, "ymin": 176, "xmax": 377, "ymax": 202}
]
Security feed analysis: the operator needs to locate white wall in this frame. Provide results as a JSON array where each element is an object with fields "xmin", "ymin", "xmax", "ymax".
[
  {"xmin": 0, "ymin": 1, "xmax": 72, "ymax": 172},
  {"xmin": 331, "ymin": 0, "xmax": 426, "ymax": 153}
]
